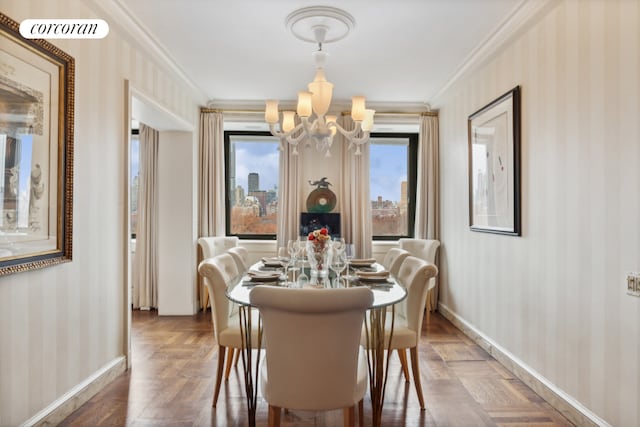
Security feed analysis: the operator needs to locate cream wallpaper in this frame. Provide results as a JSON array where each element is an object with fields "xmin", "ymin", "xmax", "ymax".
[
  {"xmin": 0, "ymin": 0, "xmax": 200, "ymax": 425},
  {"xmin": 435, "ymin": 0, "xmax": 639, "ymax": 425}
]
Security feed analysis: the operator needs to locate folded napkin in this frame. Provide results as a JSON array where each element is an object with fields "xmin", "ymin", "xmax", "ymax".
[
  {"xmin": 261, "ymin": 257, "xmax": 286, "ymax": 267},
  {"xmin": 350, "ymin": 258, "xmax": 377, "ymax": 265},
  {"xmin": 247, "ymin": 270, "xmax": 281, "ymax": 280},
  {"xmin": 356, "ymin": 270, "xmax": 390, "ymax": 279}
]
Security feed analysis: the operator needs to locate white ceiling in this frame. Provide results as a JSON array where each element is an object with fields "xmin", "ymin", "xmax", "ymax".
[{"xmin": 116, "ymin": 0, "xmax": 525, "ymax": 109}]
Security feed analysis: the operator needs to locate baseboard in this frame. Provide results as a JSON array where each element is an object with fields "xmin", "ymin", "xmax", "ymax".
[
  {"xmin": 23, "ymin": 356, "xmax": 127, "ymax": 427},
  {"xmin": 437, "ymin": 303, "xmax": 610, "ymax": 427}
]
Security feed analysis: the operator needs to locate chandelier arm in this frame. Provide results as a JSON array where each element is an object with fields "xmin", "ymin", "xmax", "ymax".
[
  {"xmin": 331, "ymin": 121, "xmax": 363, "ymax": 139},
  {"xmin": 269, "ymin": 122, "xmax": 306, "ymax": 147}
]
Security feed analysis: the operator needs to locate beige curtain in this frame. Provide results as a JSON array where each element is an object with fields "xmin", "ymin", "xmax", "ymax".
[
  {"xmin": 416, "ymin": 114, "xmax": 440, "ymax": 310},
  {"xmin": 339, "ymin": 115, "xmax": 372, "ymax": 258},
  {"xmin": 197, "ymin": 110, "xmax": 225, "ymax": 309},
  {"xmin": 133, "ymin": 123, "xmax": 159, "ymax": 309},
  {"xmin": 277, "ymin": 137, "xmax": 301, "ymax": 248},
  {"xmin": 199, "ymin": 110, "xmax": 225, "ymax": 237}
]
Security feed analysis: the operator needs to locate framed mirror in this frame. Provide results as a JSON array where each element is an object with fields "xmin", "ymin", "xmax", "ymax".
[{"xmin": 0, "ymin": 12, "xmax": 74, "ymax": 275}]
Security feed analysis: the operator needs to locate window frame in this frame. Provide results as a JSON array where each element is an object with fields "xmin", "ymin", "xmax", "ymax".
[
  {"xmin": 369, "ymin": 132, "xmax": 418, "ymax": 241},
  {"xmin": 224, "ymin": 130, "xmax": 279, "ymax": 240}
]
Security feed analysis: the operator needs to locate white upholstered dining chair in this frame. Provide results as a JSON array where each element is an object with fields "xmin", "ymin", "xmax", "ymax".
[
  {"xmin": 381, "ymin": 247, "xmax": 411, "ymax": 278},
  {"xmin": 250, "ymin": 286, "xmax": 373, "ymax": 427},
  {"xmin": 365, "ymin": 255, "xmax": 438, "ymax": 410},
  {"xmin": 227, "ymin": 246, "xmax": 250, "ymax": 274},
  {"xmin": 398, "ymin": 238, "xmax": 440, "ymax": 312},
  {"xmin": 197, "ymin": 236, "xmax": 239, "ymax": 309},
  {"xmin": 197, "ymin": 253, "xmax": 260, "ymax": 407}
]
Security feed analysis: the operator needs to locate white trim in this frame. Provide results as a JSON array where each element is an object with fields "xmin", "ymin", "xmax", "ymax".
[
  {"xmin": 82, "ymin": 0, "xmax": 207, "ymax": 105},
  {"xmin": 429, "ymin": 0, "xmax": 557, "ymax": 104},
  {"xmin": 22, "ymin": 357, "xmax": 126, "ymax": 427},
  {"xmin": 438, "ymin": 303, "xmax": 611, "ymax": 427}
]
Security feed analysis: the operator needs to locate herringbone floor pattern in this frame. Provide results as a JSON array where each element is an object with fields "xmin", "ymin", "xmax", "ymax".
[{"xmin": 59, "ymin": 310, "xmax": 573, "ymax": 426}]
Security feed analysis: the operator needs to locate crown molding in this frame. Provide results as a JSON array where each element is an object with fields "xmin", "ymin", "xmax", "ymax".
[
  {"xmin": 207, "ymin": 99, "xmax": 431, "ymax": 115},
  {"xmin": 428, "ymin": 0, "xmax": 557, "ymax": 105},
  {"xmin": 83, "ymin": 0, "xmax": 207, "ymax": 106}
]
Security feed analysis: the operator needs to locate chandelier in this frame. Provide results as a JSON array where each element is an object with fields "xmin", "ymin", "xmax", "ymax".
[{"xmin": 264, "ymin": 6, "xmax": 375, "ymax": 157}]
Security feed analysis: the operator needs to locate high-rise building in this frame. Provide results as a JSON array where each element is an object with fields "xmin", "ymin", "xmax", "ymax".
[
  {"xmin": 248, "ymin": 172, "xmax": 259, "ymax": 192},
  {"xmin": 399, "ymin": 181, "xmax": 408, "ymax": 209}
]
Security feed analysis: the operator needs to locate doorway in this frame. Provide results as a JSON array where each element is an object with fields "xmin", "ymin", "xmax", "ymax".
[{"xmin": 124, "ymin": 81, "xmax": 197, "ymax": 366}]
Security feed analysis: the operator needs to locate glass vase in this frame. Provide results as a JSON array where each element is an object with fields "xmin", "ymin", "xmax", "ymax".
[{"xmin": 306, "ymin": 239, "xmax": 333, "ymax": 284}]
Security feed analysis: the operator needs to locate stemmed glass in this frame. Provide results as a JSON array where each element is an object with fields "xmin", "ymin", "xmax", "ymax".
[
  {"xmin": 330, "ymin": 250, "xmax": 347, "ymax": 288},
  {"xmin": 332, "ymin": 237, "xmax": 346, "ymax": 256},
  {"xmin": 287, "ymin": 239, "xmax": 300, "ymax": 285},
  {"xmin": 343, "ymin": 243, "xmax": 356, "ymax": 280},
  {"xmin": 295, "ymin": 238, "xmax": 309, "ymax": 287},
  {"xmin": 277, "ymin": 247, "xmax": 289, "ymax": 281}
]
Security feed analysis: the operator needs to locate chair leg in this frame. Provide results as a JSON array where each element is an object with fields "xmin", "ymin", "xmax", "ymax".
[
  {"xmin": 268, "ymin": 405, "xmax": 281, "ymax": 427},
  {"xmin": 203, "ymin": 287, "xmax": 210, "ymax": 312},
  {"xmin": 358, "ymin": 399, "xmax": 364, "ymax": 427},
  {"xmin": 224, "ymin": 348, "xmax": 235, "ymax": 381},
  {"xmin": 212, "ymin": 345, "xmax": 226, "ymax": 407},
  {"xmin": 233, "ymin": 346, "xmax": 240, "ymax": 367},
  {"xmin": 409, "ymin": 346, "xmax": 425, "ymax": 410},
  {"xmin": 343, "ymin": 405, "xmax": 355, "ymax": 427},
  {"xmin": 397, "ymin": 348, "xmax": 410, "ymax": 382}
]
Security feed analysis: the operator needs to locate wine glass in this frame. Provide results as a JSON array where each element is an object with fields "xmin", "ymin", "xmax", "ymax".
[
  {"xmin": 343, "ymin": 243, "xmax": 356, "ymax": 280},
  {"xmin": 295, "ymin": 238, "xmax": 309, "ymax": 287},
  {"xmin": 330, "ymin": 251, "xmax": 347, "ymax": 287},
  {"xmin": 332, "ymin": 237, "xmax": 346, "ymax": 256},
  {"xmin": 277, "ymin": 246, "xmax": 289, "ymax": 281},
  {"xmin": 287, "ymin": 239, "xmax": 300, "ymax": 285}
]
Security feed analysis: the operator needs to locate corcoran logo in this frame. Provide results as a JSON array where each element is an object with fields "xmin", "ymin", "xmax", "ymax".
[{"xmin": 19, "ymin": 19, "xmax": 109, "ymax": 39}]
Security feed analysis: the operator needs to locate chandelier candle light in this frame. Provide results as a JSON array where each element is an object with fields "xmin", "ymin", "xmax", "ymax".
[{"xmin": 265, "ymin": 6, "xmax": 375, "ymax": 157}]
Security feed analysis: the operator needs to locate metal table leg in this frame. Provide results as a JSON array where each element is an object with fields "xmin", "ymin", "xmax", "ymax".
[
  {"xmin": 238, "ymin": 305, "xmax": 262, "ymax": 427},
  {"xmin": 363, "ymin": 305, "xmax": 395, "ymax": 427}
]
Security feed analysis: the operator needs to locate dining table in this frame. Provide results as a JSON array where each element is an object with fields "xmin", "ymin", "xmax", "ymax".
[{"xmin": 225, "ymin": 259, "xmax": 407, "ymax": 427}]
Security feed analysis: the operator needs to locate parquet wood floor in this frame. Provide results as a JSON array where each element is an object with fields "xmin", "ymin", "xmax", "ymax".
[{"xmin": 59, "ymin": 310, "xmax": 574, "ymax": 426}]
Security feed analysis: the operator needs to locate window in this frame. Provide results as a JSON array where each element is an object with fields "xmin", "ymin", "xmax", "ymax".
[
  {"xmin": 130, "ymin": 128, "xmax": 139, "ymax": 238},
  {"xmin": 369, "ymin": 133, "xmax": 418, "ymax": 239},
  {"xmin": 224, "ymin": 131, "xmax": 280, "ymax": 239}
]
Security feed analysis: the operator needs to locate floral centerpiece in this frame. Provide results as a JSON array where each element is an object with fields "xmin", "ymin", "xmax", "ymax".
[{"xmin": 306, "ymin": 227, "xmax": 332, "ymax": 279}]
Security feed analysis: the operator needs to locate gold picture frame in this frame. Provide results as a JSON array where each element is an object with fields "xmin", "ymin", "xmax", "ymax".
[
  {"xmin": 0, "ymin": 12, "xmax": 74, "ymax": 275},
  {"xmin": 468, "ymin": 86, "xmax": 521, "ymax": 236}
]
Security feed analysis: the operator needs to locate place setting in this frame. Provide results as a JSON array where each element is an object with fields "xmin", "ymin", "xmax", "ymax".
[
  {"xmin": 353, "ymin": 269, "xmax": 394, "ymax": 289},
  {"xmin": 242, "ymin": 269, "xmax": 285, "ymax": 287}
]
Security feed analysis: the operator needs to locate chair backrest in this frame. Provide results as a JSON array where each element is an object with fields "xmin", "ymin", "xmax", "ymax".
[
  {"xmin": 382, "ymin": 248, "xmax": 411, "ymax": 277},
  {"xmin": 398, "ymin": 238, "xmax": 440, "ymax": 264},
  {"xmin": 197, "ymin": 236, "xmax": 239, "ymax": 259},
  {"xmin": 250, "ymin": 286, "xmax": 373, "ymax": 411},
  {"xmin": 197, "ymin": 253, "xmax": 240, "ymax": 339},
  {"xmin": 227, "ymin": 246, "xmax": 250, "ymax": 274},
  {"xmin": 395, "ymin": 256, "xmax": 439, "ymax": 337}
]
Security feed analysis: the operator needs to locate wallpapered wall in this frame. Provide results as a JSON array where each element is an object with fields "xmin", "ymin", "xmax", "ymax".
[
  {"xmin": 435, "ymin": 0, "xmax": 639, "ymax": 425},
  {"xmin": 0, "ymin": 0, "xmax": 200, "ymax": 424}
]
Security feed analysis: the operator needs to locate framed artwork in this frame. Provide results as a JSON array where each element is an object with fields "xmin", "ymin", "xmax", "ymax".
[
  {"xmin": 0, "ymin": 12, "xmax": 74, "ymax": 275},
  {"xmin": 468, "ymin": 86, "xmax": 520, "ymax": 236}
]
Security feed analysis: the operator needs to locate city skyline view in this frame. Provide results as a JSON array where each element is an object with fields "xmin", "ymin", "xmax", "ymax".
[{"xmin": 232, "ymin": 140, "xmax": 408, "ymax": 202}]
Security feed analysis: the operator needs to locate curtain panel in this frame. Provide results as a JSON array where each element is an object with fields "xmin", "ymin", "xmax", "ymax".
[
  {"xmin": 133, "ymin": 123, "xmax": 159, "ymax": 309},
  {"xmin": 416, "ymin": 114, "xmax": 440, "ymax": 311},
  {"xmin": 198, "ymin": 111, "xmax": 225, "ymax": 237},
  {"xmin": 339, "ymin": 114, "xmax": 373, "ymax": 258}
]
